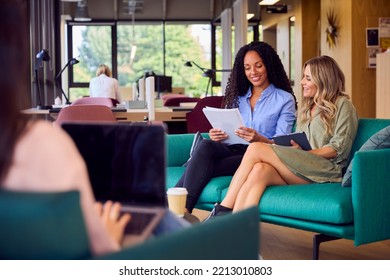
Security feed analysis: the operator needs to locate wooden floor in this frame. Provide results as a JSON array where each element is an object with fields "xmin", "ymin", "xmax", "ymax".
[
  {"xmin": 192, "ymin": 209, "xmax": 390, "ymax": 260},
  {"xmin": 260, "ymin": 223, "xmax": 390, "ymax": 260}
]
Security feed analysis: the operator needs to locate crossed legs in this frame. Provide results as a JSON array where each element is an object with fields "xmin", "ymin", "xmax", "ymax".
[{"xmin": 220, "ymin": 143, "xmax": 310, "ymax": 212}]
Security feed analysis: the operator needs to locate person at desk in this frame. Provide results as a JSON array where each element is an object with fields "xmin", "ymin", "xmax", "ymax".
[
  {"xmin": 174, "ymin": 41, "xmax": 297, "ymax": 214},
  {"xmin": 0, "ymin": 1, "xmax": 187, "ymax": 257},
  {"xmin": 205, "ymin": 55, "xmax": 358, "ymax": 220},
  {"xmin": 89, "ymin": 64, "xmax": 122, "ymax": 103}
]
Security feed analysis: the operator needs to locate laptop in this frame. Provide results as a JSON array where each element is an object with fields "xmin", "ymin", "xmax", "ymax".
[{"xmin": 61, "ymin": 123, "xmax": 167, "ymax": 246}]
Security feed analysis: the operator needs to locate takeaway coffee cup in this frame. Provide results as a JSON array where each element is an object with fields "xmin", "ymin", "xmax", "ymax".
[{"xmin": 166, "ymin": 188, "xmax": 188, "ymax": 217}]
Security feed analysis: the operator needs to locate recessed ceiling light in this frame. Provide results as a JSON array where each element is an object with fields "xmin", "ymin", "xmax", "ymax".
[
  {"xmin": 247, "ymin": 13, "xmax": 254, "ymax": 20},
  {"xmin": 259, "ymin": 0, "xmax": 280, "ymax": 5}
]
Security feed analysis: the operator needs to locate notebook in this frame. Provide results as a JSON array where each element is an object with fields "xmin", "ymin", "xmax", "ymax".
[{"xmin": 61, "ymin": 123, "xmax": 167, "ymax": 246}]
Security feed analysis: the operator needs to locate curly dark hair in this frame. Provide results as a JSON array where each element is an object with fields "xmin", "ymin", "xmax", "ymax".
[{"xmin": 223, "ymin": 41, "xmax": 296, "ymax": 109}]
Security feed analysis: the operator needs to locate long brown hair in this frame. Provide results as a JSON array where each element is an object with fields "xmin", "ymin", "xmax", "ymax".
[
  {"xmin": 299, "ymin": 55, "xmax": 349, "ymax": 135},
  {"xmin": 0, "ymin": 0, "xmax": 30, "ymax": 182}
]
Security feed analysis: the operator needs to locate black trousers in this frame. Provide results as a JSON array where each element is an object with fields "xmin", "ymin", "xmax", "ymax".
[{"xmin": 174, "ymin": 139, "xmax": 248, "ymax": 212}]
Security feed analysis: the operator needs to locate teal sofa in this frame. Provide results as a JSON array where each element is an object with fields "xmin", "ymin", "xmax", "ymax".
[
  {"xmin": 0, "ymin": 190, "xmax": 259, "ymax": 260},
  {"xmin": 166, "ymin": 118, "xmax": 390, "ymax": 259}
]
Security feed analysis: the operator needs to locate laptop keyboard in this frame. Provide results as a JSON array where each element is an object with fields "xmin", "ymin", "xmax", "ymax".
[{"xmin": 123, "ymin": 211, "xmax": 156, "ymax": 235}]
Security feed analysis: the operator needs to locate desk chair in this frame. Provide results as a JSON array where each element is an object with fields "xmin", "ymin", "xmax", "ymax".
[
  {"xmin": 54, "ymin": 105, "xmax": 117, "ymax": 126},
  {"xmin": 186, "ymin": 96, "xmax": 224, "ymax": 133},
  {"xmin": 71, "ymin": 97, "xmax": 115, "ymax": 107},
  {"xmin": 0, "ymin": 190, "xmax": 259, "ymax": 260}
]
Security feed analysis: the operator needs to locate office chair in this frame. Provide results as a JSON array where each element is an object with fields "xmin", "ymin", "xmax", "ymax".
[
  {"xmin": 71, "ymin": 97, "xmax": 115, "ymax": 107},
  {"xmin": 54, "ymin": 105, "xmax": 117, "ymax": 126},
  {"xmin": 186, "ymin": 96, "xmax": 224, "ymax": 133}
]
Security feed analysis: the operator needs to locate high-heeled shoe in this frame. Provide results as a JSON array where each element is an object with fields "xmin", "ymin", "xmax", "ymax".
[{"xmin": 202, "ymin": 203, "xmax": 232, "ymax": 223}]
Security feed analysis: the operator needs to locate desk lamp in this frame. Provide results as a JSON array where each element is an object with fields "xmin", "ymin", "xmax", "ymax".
[
  {"xmin": 35, "ymin": 49, "xmax": 52, "ymax": 109},
  {"xmin": 184, "ymin": 61, "xmax": 213, "ymax": 96},
  {"xmin": 184, "ymin": 61, "xmax": 231, "ymax": 96},
  {"xmin": 55, "ymin": 58, "xmax": 79, "ymax": 104}
]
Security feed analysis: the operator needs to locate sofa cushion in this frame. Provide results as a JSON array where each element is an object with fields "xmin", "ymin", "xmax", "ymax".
[
  {"xmin": 198, "ymin": 176, "xmax": 232, "ymax": 204},
  {"xmin": 342, "ymin": 125, "xmax": 390, "ymax": 187},
  {"xmin": 166, "ymin": 167, "xmax": 232, "ymax": 210},
  {"xmin": 259, "ymin": 183, "xmax": 353, "ymax": 224},
  {"xmin": 166, "ymin": 166, "xmax": 186, "ymax": 188}
]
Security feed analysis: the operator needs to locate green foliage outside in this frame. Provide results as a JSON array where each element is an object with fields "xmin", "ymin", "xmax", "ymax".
[{"xmin": 70, "ymin": 23, "xmax": 218, "ymax": 100}]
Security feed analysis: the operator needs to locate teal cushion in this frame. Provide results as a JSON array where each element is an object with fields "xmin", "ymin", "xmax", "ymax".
[
  {"xmin": 167, "ymin": 133, "xmax": 210, "ymax": 167},
  {"xmin": 260, "ymin": 183, "xmax": 353, "ymax": 224},
  {"xmin": 198, "ymin": 176, "xmax": 232, "ymax": 204},
  {"xmin": 166, "ymin": 167, "xmax": 231, "ymax": 208},
  {"xmin": 166, "ymin": 166, "xmax": 186, "ymax": 188},
  {"xmin": 0, "ymin": 190, "xmax": 91, "ymax": 260},
  {"xmin": 342, "ymin": 125, "xmax": 390, "ymax": 187},
  {"xmin": 167, "ymin": 134, "xmax": 195, "ymax": 167}
]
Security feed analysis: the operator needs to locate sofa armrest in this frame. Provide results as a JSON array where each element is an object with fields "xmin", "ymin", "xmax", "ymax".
[
  {"xmin": 99, "ymin": 207, "xmax": 259, "ymax": 260},
  {"xmin": 166, "ymin": 133, "xmax": 210, "ymax": 167},
  {"xmin": 167, "ymin": 133, "xmax": 196, "ymax": 166},
  {"xmin": 352, "ymin": 148, "xmax": 390, "ymax": 245}
]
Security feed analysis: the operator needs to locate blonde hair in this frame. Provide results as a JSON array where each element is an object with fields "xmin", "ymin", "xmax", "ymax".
[
  {"xmin": 298, "ymin": 55, "xmax": 349, "ymax": 135},
  {"xmin": 96, "ymin": 64, "xmax": 112, "ymax": 77}
]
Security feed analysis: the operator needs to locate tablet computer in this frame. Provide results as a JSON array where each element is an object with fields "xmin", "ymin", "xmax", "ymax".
[{"xmin": 272, "ymin": 132, "xmax": 312, "ymax": 151}]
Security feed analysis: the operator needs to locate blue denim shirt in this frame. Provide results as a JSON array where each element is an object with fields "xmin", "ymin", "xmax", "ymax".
[{"xmin": 238, "ymin": 84, "xmax": 296, "ymax": 139}]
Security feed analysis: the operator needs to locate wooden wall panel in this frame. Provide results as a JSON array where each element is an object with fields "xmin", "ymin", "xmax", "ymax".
[
  {"xmin": 351, "ymin": 0, "xmax": 390, "ymax": 118},
  {"xmin": 320, "ymin": 0, "xmax": 353, "ymax": 106},
  {"xmin": 376, "ymin": 52, "xmax": 390, "ymax": 118}
]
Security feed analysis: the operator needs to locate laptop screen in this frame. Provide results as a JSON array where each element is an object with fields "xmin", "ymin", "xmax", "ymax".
[{"xmin": 62, "ymin": 123, "xmax": 167, "ymax": 206}]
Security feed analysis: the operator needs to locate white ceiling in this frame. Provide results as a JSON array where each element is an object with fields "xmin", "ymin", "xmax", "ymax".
[{"xmin": 62, "ymin": 0, "xmax": 262, "ymax": 22}]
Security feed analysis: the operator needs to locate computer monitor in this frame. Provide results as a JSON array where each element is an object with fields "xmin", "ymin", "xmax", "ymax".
[{"xmin": 154, "ymin": 75, "xmax": 172, "ymax": 93}]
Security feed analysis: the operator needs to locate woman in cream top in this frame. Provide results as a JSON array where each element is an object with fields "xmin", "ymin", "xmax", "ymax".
[{"xmin": 89, "ymin": 64, "xmax": 122, "ymax": 102}]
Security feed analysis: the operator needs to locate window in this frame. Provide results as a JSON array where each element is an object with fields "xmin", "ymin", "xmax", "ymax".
[
  {"xmin": 66, "ymin": 20, "xmax": 260, "ymax": 100},
  {"xmin": 165, "ymin": 23, "xmax": 211, "ymax": 97},
  {"xmin": 68, "ymin": 23, "xmax": 114, "ymax": 101},
  {"xmin": 117, "ymin": 22, "xmax": 164, "ymax": 87}
]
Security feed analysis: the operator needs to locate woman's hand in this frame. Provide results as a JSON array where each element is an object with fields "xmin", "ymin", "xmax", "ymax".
[
  {"xmin": 235, "ymin": 126, "xmax": 272, "ymax": 143},
  {"xmin": 94, "ymin": 200, "xmax": 131, "ymax": 246},
  {"xmin": 235, "ymin": 127, "xmax": 257, "ymax": 142},
  {"xmin": 290, "ymin": 140, "xmax": 302, "ymax": 149},
  {"xmin": 209, "ymin": 128, "xmax": 228, "ymax": 142}
]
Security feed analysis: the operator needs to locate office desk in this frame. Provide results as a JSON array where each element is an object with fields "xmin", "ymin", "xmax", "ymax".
[{"xmin": 22, "ymin": 107, "xmax": 191, "ymax": 123}]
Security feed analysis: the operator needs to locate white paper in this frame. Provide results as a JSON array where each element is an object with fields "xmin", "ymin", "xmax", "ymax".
[
  {"xmin": 145, "ymin": 76, "xmax": 155, "ymax": 121},
  {"xmin": 202, "ymin": 107, "xmax": 248, "ymax": 145}
]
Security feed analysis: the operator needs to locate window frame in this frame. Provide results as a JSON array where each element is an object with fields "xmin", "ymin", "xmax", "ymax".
[
  {"xmin": 65, "ymin": 19, "xmax": 260, "ymax": 96},
  {"xmin": 67, "ymin": 21, "xmax": 117, "ymax": 88}
]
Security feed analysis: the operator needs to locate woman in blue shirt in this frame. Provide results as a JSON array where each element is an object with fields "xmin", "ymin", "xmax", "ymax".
[{"xmin": 174, "ymin": 41, "xmax": 297, "ymax": 214}]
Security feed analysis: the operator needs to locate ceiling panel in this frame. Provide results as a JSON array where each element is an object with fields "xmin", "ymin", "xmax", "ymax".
[{"xmin": 61, "ymin": 0, "xmax": 261, "ymax": 22}]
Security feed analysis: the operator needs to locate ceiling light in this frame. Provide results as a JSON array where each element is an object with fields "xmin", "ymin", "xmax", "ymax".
[
  {"xmin": 74, "ymin": 0, "xmax": 91, "ymax": 21},
  {"xmin": 130, "ymin": 44, "xmax": 137, "ymax": 60},
  {"xmin": 259, "ymin": 0, "xmax": 280, "ymax": 5}
]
